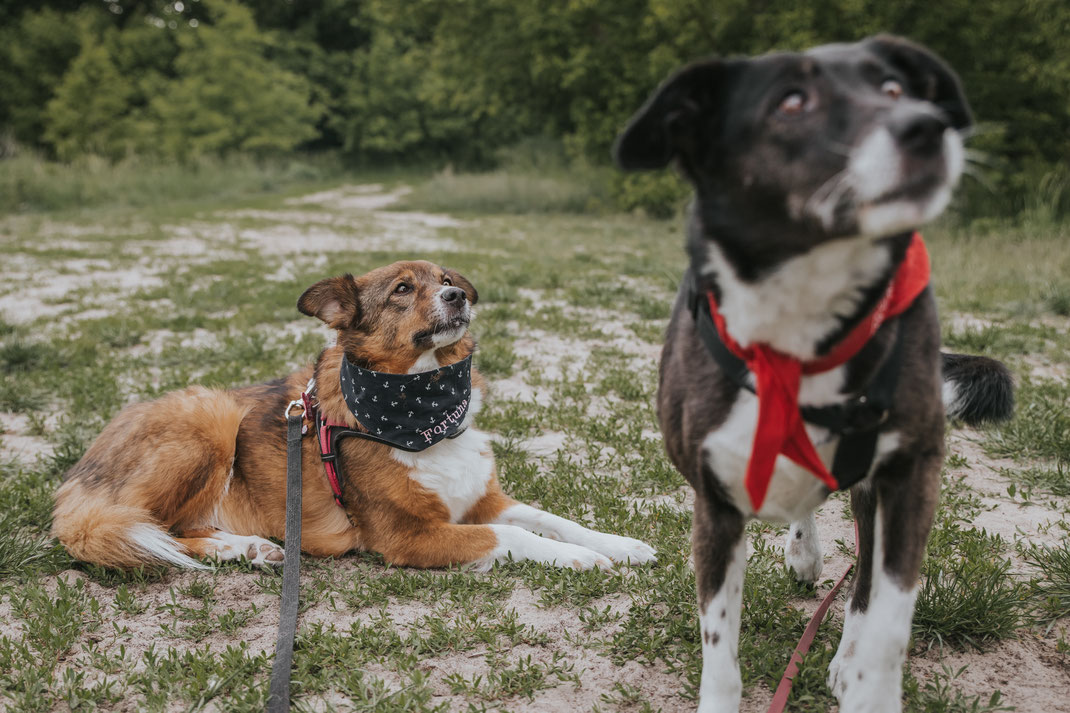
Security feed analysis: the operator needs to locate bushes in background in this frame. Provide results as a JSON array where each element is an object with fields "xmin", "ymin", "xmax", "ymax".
[{"xmin": 0, "ymin": 0, "xmax": 1068, "ymax": 219}]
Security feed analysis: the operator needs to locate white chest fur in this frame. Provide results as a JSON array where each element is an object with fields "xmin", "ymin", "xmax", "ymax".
[
  {"xmin": 391, "ymin": 427, "xmax": 494, "ymax": 522},
  {"xmin": 702, "ymin": 237, "xmax": 892, "ymax": 360}
]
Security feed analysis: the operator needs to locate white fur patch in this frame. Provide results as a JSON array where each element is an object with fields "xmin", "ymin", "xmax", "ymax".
[
  {"xmin": 828, "ymin": 503, "xmax": 918, "ymax": 712},
  {"xmin": 468, "ymin": 524, "xmax": 612, "ymax": 572},
  {"xmin": 128, "ymin": 524, "xmax": 209, "ymax": 570},
  {"xmin": 207, "ymin": 531, "xmax": 284, "ymax": 566},
  {"xmin": 493, "ymin": 503, "xmax": 656, "ymax": 564},
  {"xmin": 702, "ymin": 239, "xmax": 893, "ymax": 359},
  {"xmin": 392, "ymin": 426, "xmax": 494, "ymax": 523},
  {"xmin": 697, "ymin": 536, "xmax": 746, "ymax": 713}
]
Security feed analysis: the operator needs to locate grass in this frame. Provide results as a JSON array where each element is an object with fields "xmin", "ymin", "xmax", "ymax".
[
  {"xmin": 0, "ymin": 164, "xmax": 1065, "ymax": 711},
  {"xmin": 0, "ymin": 148, "xmax": 352, "ymax": 216}
]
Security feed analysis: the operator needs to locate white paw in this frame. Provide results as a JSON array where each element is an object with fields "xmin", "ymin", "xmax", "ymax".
[
  {"xmin": 476, "ymin": 526, "xmax": 613, "ymax": 571},
  {"xmin": 784, "ymin": 522, "xmax": 822, "ymax": 583},
  {"xmin": 558, "ymin": 543, "xmax": 614, "ymax": 570},
  {"xmin": 212, "ymin": 533, "xmax": 284, "ymax": 566},
  {"xmin": 827, "ymin": 646, "xmax": 851, "ymax": 698},
  {"xmin": 837, "ymin": 668, "xmax": 903, "ymax": 713},
  {"xmin": 587, "ymin": 534, "xmax": 657, "ymax": 565}
]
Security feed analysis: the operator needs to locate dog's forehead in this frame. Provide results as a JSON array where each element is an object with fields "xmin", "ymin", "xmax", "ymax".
[{"xmin": 360, "ymin": 260, "xmax": 441, "ymax": 289}]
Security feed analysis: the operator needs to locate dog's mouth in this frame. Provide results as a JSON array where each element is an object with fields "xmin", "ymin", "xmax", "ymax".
[
  {"xmin": 413, "ymin": 315, "xmax": 470, "ymax": 344},
  {"xmin": 862, "ymin": 172, "xmax": 944, "ymax": 207}
]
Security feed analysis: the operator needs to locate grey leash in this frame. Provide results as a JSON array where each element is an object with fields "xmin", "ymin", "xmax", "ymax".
[{"xmin": 267, "ymin": 399, "xmax": 305, "ymax": 712}]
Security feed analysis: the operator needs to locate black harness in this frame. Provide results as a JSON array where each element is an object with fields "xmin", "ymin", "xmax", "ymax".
[{"xmin": 685, "ymin": 271, "xmax": 916, "ymax": 491}]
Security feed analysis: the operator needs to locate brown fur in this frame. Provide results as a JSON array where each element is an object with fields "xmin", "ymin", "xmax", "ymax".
[{"xmin": 52, "ymin": 261, "xmax": 509, "ymax": 569}]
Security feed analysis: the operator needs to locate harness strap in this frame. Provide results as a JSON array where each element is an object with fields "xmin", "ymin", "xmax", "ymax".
[
  {"xmin": 314, "ymin": 407, "xmax": 468, "ymax": 510},
  {"xmin": 687, "ymin": 273, "xmax": 914, "ymax": 492},
  {"xmin": 267, "ymin": 402, "xmax": 305, "ymax": 713}
]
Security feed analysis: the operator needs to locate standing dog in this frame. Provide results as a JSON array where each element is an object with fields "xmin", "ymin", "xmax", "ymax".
[
  {"xmin": 53, "ymin": 261, "xmax": 656, "ymax": 572},
  {"xmin": 615, "ymin": 36, "xmax": 1012, "ymax": 712}
]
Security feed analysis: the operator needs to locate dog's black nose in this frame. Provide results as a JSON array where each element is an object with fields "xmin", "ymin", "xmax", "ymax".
[
  {"xmin": 441, "ymin": 287, "xmax": 467, "ymax": 303},
  {"xmin": 892, "ymin": 114, "xmax": 947, "ymax": 157}
]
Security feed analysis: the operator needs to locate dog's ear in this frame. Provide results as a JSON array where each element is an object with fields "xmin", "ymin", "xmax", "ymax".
[
  {"xmin": 613, "ymin": 60, "xmax": 731, "ymax": 171},
  {"xmin": 443, "ymin": 268, "xmax": 478, "ymax": 305},
  {"xmin": 865, "ymin": 35, "xmax": 972, "ymax": 130},
  {"xmin": 297, "ymin": 274, "xmax": 361, "ymax": 329}
]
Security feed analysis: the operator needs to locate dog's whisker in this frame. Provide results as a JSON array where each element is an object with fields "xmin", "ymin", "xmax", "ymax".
[{"xmin": 961, "ymin": 164, "xmax": 997, "ymax": 194}]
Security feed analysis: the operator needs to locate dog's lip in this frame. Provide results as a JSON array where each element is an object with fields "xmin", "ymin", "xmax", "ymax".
[
  {"xmin": 864, "ymin": 172, "xmax": 943, "ymax": 206},
  {"xmin": 413, "ymin": 316, "xmax": 470, "ymax": 342}
]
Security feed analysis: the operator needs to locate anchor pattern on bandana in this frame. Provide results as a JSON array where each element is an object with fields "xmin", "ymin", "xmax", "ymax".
[{"xmin": 339, "ymin": 354, "xmax": 472, "ymax": 451}]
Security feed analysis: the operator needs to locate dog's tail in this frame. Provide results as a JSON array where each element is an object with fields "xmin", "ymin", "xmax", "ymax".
[
  {"xmin": 941, "ymin": 352, "xmax": 1015, "ymax": 425},
  {"xmin": 52, "ymin": 482, "xmax": 209, "ymax": 570}
]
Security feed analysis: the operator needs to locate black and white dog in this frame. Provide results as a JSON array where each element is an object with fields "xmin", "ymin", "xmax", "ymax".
[{"xmin": 615, "ymin": 36, "xmax": 1013, "ymax": 712}]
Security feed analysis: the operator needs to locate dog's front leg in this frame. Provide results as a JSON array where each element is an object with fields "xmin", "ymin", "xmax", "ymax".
[
  {"xmin": 830, "ymin": 452, "xmax": 940, "ymax": 713},
  {"xmin": 693, "ymin": 491, "xmax": 747, "ymax": 713},
  {"xmin": 491, "ymin": 502, "xmax": 657, "ymax": 564}
]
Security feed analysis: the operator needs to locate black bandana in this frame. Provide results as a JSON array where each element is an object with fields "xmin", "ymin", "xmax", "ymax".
[{"xmin": 339, "ymin": 354, "xmax": 472, "ymax": 451}]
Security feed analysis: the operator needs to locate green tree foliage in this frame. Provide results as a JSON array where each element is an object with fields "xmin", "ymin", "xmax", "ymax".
[
  {"xmin": 148, "ymin": 1, "xmax": 319, "ymax": 159},
  {"xmin": 0, "ymin": 7, "xmax": 89, "ymax": 146},
  {"xmin": 44, "ymin": 32, "xmax": 137, "ymax": 161},
  {"xmin": 1, "ymin": 0, "xmax": 1067, "ymax": 217}
]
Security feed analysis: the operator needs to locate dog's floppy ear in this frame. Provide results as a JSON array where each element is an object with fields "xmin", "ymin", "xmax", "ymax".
[
  {"xmin": 297, "ymin": 274, "xmax": 361, "ymax": 329},
  {"xmin": 443, "ymin": 268, "xmax": 478, "ymax": 305},
  {"xmin": 865, "ymin": 35, "xmax": 972, "ymax": 130},
  {"xmin": 613, "ymin": 60, "xmax": 730, "ymax": 171}
]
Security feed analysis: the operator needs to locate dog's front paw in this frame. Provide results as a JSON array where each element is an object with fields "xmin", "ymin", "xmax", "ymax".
[{"xmin": 587, "ymin": 534, "xmax": 657, "ymax": 565}]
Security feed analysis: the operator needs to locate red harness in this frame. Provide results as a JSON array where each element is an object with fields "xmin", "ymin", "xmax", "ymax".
[
  {"xmin": 706, "ymin": 232, "xmax": 931, "ymax": 511},
  {"xmin": 297, "ymin": 387, "xmax": 349, "ymax": 508}
]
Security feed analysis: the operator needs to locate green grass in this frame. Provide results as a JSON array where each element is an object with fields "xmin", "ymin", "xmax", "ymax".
[
  {"xmin": 0, "ymin": 168, "xmax": 1065, "ymax": 711},
  {"xmin": 0, "ymin": 149, "xmax": 351, "ymax": 216}
]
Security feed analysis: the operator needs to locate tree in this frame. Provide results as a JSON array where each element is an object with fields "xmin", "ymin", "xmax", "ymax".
[{"xmin": 147, "ymin": 0, "xmax": 320, "ymax": 159}]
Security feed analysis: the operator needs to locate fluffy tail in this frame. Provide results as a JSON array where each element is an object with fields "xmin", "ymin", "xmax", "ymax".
[
  {"xmin": 51, "ymin": 491, "xmax": 208, "ymax": 570},
  {"xmin": 941, "ymin": 352, "xmax": 1015, "ymax": 425}
]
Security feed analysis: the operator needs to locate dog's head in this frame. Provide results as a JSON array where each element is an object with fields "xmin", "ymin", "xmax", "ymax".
[
  {"xmin": 615, "ymin": 35, "xmax": 970, "ymax": 262},
  {"xmin": 298, "ymin": 260, "xmax": 478, "ymax": 373}
]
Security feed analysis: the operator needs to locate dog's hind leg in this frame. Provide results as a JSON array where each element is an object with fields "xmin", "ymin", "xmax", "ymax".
[
  {"xmin": 693, "ymin": 484, "xmax": 747, "ymax": 713},
  {"xmin": 52, "ymin": 386, "xmax": 250, "ymax": 569},
  {"xmin": 784, "ymin": 512, "xmax": 823, "ymax": 583}
]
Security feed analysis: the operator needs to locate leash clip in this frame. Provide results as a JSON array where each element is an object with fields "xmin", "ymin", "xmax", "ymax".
[{"xmin": 284, "ymin": 399, "xmax": 304, "ymax": 420}]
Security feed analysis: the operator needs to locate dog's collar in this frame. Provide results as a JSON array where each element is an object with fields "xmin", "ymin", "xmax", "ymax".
[{"xmin": 689, "ymin": 232, "xmax": 931, "ymax": 511}]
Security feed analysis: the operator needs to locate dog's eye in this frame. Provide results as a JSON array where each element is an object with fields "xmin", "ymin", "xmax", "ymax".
[
  {"xmin": 777, "ymin": 91, "xmax": 809, "ymax": 116},
  {"xmin": 881, "ymin": 79, "xmax": 904, "ymax": 100},
  {"xmin": 442, "ymin": 277, "xmax": 452, "ymax": 286},
  {"xmin": 394, "ymin": 283, "xmax": 410, "ymax": 295}
]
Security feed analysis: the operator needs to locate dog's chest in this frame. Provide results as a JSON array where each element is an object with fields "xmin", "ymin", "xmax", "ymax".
[
  {"xmin": 392, "ymin": 428, "xmax": 494, "ymax": 522},
  {"xmin": 702, "ymin": 370, "xmax": 845, "ymax": 522}
]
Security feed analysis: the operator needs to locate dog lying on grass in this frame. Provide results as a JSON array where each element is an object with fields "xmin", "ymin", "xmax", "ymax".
[
  {"xmin": 53, "ymin": 261, "xmax": 656, "ymax": 572},
  {"xmin": 614, "ymin": 35, "xmax": 1012, "ymax": 712}
]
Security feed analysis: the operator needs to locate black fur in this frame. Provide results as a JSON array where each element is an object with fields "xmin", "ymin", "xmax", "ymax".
[{"xmin": 941, "ymin": 352, "xmax": 1015, "ymax": 424}]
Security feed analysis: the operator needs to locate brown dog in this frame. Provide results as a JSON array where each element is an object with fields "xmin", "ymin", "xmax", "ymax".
[{"xmin": 52, "ymin": 261, "xmax": 656, "ymax": 571}]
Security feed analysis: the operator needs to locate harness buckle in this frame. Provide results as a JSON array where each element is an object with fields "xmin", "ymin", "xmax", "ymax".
[{"xmin": 839, "ymin": 395, "xmax": 890, "ymax": 435}]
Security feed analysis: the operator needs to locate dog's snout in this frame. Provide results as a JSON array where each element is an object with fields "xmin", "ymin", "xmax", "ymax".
[
  {"xmin": 892, "ymin": 114, "xmax": 947, "ymax": 158},
  {"xmin": 441, "ymin": 286, "xmax": 467, "ymax": 304}
]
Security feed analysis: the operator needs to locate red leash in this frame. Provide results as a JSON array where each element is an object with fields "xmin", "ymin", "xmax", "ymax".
[{"xmin": 766, "ymin": 523, "xmax": 858, "ymax": 713}]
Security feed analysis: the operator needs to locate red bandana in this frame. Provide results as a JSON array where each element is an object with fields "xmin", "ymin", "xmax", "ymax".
[{"xmin": 706, "ymin": 233, "xmax": 931, "ymax": 511}]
